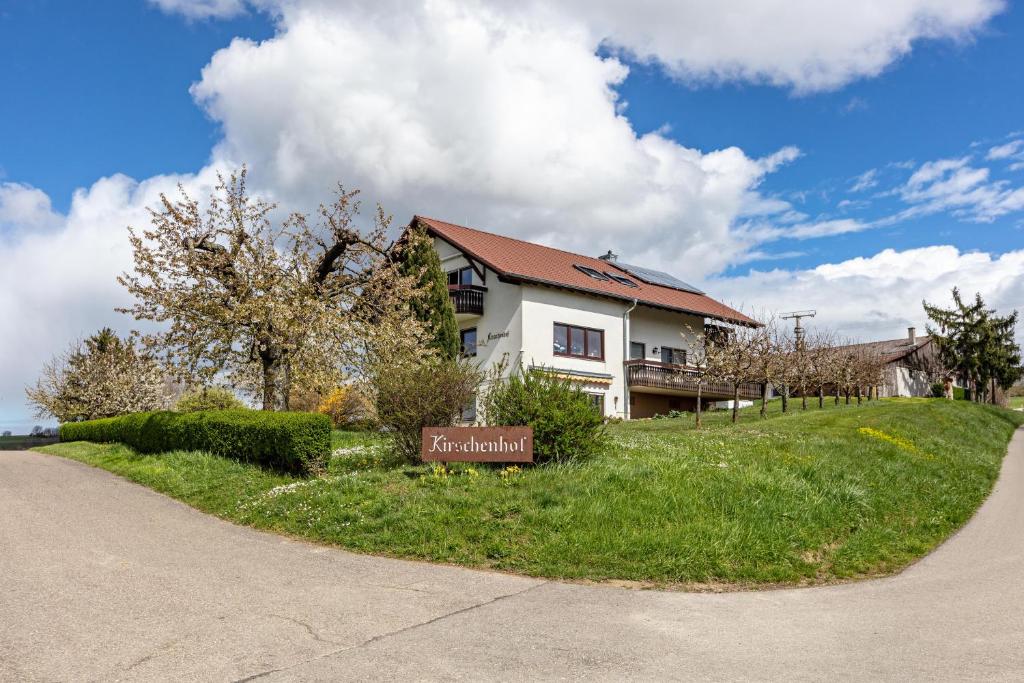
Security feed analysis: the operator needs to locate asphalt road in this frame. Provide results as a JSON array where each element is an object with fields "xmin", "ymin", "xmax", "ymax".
[{"xmin": 2, "ymin": 431, "xmax": 1023, "ymax": 682}]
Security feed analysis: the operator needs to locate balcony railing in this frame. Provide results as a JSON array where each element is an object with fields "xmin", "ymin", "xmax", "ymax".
[
  {"xmin": 624, "ymin": 360, "xmax": 762, "ymax": 400},
  {"xmin": 448, "ymin": 285, "xmax": 485, "ymax": 316}
]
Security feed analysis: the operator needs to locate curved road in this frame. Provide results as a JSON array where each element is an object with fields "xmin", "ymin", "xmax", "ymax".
[{"xmin": 3, "ymin": 431, "xmax": 1023, "ymax": 681}]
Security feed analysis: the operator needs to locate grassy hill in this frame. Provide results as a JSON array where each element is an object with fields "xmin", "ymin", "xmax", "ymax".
[{"xmin": 37, "ymin": 398, "xmax": 1023, "ymax": 587}]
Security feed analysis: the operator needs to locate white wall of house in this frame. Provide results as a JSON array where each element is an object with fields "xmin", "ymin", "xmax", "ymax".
[
  {"xmin": 520, "ymin": 285, "xmax": 628, "ymax": 418},
  {"xmin": 878, "ymin": 364, "xmax": 934, "ymax": 398}
]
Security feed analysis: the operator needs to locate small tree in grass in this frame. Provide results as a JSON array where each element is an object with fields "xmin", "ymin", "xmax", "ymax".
[
  {"xmin": 710, "ymin": 324, "xmax": 760, "ymax": 423},
  {"xmin": 26, "ymin": 328, "xmax": 171, "ymax": 422},
  {"xmin": 373, "ymin": 356, "xmax": 482, "ymax": 463}
]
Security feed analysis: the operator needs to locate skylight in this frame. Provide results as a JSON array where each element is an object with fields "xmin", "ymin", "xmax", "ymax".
[
  {"xmin": 574, "ymin": 264, "xmax": 610, "ymax": 281},
  {"xmin": 605, "ymin": 272, "xmax": 638, "ymax": 288}
]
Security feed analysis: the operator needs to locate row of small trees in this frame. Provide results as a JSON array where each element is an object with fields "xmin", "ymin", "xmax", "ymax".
[{"xmin": 678, "ymin": 318, "xmax": 890, "ymax": 427}]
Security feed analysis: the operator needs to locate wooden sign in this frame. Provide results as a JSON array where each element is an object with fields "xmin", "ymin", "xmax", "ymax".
[{"xmin": 421, "ymin": 426, "xmax": 533, "ymax": 463}]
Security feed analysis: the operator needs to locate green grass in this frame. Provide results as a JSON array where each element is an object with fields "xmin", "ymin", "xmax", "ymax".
[
  {"xmin": 37, "ymin": 398, "xmax": 1024, "ymax": 587},
  {"xmin": 1010, "ymin": 396, "xmax": 1024, "ymax": 410}
]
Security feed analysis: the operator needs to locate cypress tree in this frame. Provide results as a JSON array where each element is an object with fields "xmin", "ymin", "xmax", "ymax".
[{"xmin": 399, "ymin": 226, "xmax": 460, "ymax": 360}]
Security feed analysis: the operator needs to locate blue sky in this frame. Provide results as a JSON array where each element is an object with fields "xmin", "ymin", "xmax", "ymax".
[{"xmin": 2, "ymin": 1, "xmax": 1023, "ymax": 432}]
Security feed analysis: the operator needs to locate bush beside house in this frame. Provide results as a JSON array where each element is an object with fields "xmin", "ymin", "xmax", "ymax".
[{"xmin": 483, "ymin": 368, "xmax": 608, "ymax": 463}]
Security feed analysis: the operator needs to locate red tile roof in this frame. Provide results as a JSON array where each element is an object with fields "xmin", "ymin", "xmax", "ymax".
[{"xmin": 414, "ymin": 216, "xmax": 759, "ymax": 326}]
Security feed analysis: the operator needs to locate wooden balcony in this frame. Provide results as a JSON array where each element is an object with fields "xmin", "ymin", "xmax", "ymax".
[
  {"xmin": 448, "ymin": 285, "xmax": 485, "ymax": 316},
  {"xmin": 624, "ymin": 360, "xmax": 762, "ymax": 400}
]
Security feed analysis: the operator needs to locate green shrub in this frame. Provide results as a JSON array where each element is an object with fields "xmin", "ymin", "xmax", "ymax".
[
  {"xmin": 59, "ymin": 410, "xmax": 330, "ymax": 475},
  {"xmin": 373, "ymin": 357, "xmax": 482, "ymax": 463},
  {"xmin": 174, "ymin": 387, "xmax": 246, "ymax": 412},
  {"xmin": 482, "ymin": 368, "xmax": 608, "ymax": 464}
]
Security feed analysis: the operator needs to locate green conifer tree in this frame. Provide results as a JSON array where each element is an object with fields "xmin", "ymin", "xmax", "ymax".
[
  {"xmin": 924, "ymin": 288, "xmax": 1022, "ymax": 402},
  {"xmin": 399, "ymin": 226, "xmax": 460, "ymax": 360}
]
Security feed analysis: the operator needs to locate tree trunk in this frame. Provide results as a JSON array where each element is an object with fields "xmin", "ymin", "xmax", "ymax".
[
  {"xmin": 259, "ymin": 342, "xmax": 284, "ymax": 411},
  {"xmin": 732, "ymin": 384, "xmax": 740, "ymax": 423},
  {"xmin": 760, "ymin": 382, "xmax": 769, "ymax": 418},
  {"xmin": 781, "ymin": 386, "xmax": 789, "ymax": 413},
  {"xmin": 818, "ymin": 387, "xmax": 824, "ymax": 409},
  {"xmin": 695, "ymin": 382, "xmax": 702, "ymax": 428},
  {"xmin": 835, "ymin": 387, "xmax": 840, "ymax": 405},
  {"xmin": 992, "ymin": 377, "xmax": 998, "ymax": 405},
  {"xmin": 856, "ymin": 386, "xmax": 862, "ymax": 405},
  {"xmin": 845, "ymin": 389, "xmax": 851, "ymax": 405},
  {"xmin": 801, "ymin": 391, "xmax": 807, "ymax": 410}
]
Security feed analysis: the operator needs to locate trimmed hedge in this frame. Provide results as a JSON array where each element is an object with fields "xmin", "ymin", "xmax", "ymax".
[{"xmin": 59, "ymin": 410, "xmax": 330, "ymax": 475}]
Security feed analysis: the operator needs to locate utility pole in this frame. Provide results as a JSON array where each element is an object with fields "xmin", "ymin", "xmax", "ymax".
[{"xmin": 781, "ymin": 310, "xmax": 816, "ymax": 349}]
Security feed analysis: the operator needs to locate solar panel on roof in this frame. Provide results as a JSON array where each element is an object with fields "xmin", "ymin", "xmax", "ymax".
[{"xmin": 613, "ymin": 262, "xmax": 705, "ymax": 295}]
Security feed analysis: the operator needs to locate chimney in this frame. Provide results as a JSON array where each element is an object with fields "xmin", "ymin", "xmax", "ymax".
[
  {"xmin": 599, "ymin": 250, "xmax": 618, "ymax": 263},
  {"xmin": 908, "ymin": 326, "xmax": 916, "ymax": 344}
]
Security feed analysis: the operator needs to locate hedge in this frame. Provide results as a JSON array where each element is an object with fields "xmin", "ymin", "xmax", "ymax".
[{"xmin": 59, "ymin": 410, "xmax": 330, "ymax": 475}]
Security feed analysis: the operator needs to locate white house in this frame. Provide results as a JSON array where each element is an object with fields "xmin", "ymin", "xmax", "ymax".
[{"xmin": 415, "ymin": 216, "xmax": 761, "ymax": 420}]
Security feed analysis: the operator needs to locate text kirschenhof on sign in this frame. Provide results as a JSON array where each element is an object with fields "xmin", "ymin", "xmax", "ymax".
[{"xmin": 421, "ymin": 426, "xmax": 533, "ymax": 463}]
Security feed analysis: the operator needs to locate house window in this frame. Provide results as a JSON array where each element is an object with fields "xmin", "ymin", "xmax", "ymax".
[
  {"xmin": 447, "ymin": 267, "xmax": 473, "ymax": 287},
  {"xmin": 629, "ymin": 341, "xmax": 645, "ymax": 360},
  {"xmin": 661, "ymin": 347, "xmax": 686, "ymax": 365},
  {"xmin": 461, "ymin": 328, "xmax": 477, "ymax": 357},
  {"xmin": 553, "ymin": 323, "xmax": 604, "ymax": 360},
  {"xmin": 587, "ymin": 393, "xmax": 605, "ymax": 416}
]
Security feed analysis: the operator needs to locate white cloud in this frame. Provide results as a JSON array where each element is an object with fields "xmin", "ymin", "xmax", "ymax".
[
  {"xmin": 558, "ymin": 0, "xmax": 1004, "ymax": 93},
  {"xmin": 0, "ymin": 168, "xmax": 226, "ymax": 433},
  {"xmin": 849, "ymin": 169, "xmax": 879, "ymax": 192},
  {"xmin": 0, "ymin": 183, "xmax": 63, "ymax": 237},
  {"xmin": 159, "ymin": 0, "xmax": 1005, "ymax": 92},
  {"xmin": 148, "ymin": 0, "xmax": 247, "ymax": 20},
  {"xmin": 897, "ymin": 157, "xmax": 1024, "ymax": 221},
  {"xmin": 987, "ymin": 139, "xmax": 1024, "ymax": 160},
  {"xmin": 191, "ymin": 0, "xmax": 800, "ymax": 273},
  {"xmin": 708, "ymin": 245, "xmax": 1024, "ymax": 342}
]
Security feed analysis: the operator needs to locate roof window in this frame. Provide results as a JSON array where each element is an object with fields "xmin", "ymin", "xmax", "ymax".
[
  {"xmin": 605, "ymin": 272, "xmax": 638, "ymax": 288},
  {"xmin": 573, "ymin": 264, "xmax": 610, "ymax": 281}
]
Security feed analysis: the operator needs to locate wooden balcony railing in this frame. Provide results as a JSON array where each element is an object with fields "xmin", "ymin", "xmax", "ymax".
[
  {"xmin": 448, "ymin": 285, "xmax": 485, "ymax": 316},
  {"xmin": 624, "ymin": 360, "xmax": 762, "ymax": 400}
]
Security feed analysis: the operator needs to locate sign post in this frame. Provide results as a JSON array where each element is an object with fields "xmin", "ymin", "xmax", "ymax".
[{"xmin": 421, "ymin": 426, "xmax": 533, "ymax": 463}]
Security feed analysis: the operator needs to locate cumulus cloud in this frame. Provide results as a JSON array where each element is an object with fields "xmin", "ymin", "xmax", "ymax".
[
  {"xmin": 559, "ymin": 0, "xmax": 1005, "ymax": 92},
  {"xmin": 708, "ymin": 245, "xmax": 1024, "ymax": 342},
  {"xmin": 0, "ymin": 183, "xmax": 64, "ymax": 237},
  {"xmin": 191, "ymin": 0, "xmax": 800, "ymax": 273},
  {"xmin": 0, "ymin": 168, "xmax": 226, "ymax": 433},
  {"xmin": 162, "ymin": 0, "xmax": 1005, "ymax": 92}
]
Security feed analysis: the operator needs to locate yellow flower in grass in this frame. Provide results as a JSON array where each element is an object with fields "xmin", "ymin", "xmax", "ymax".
[{"xmin": 858, "ymin": 427, "xmax": 934, "ymax": 460}]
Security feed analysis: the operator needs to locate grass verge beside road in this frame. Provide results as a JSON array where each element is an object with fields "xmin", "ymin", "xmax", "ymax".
[{"xmin": 37, "ymin": 399, "xmax": 1023, "ymax": 588}]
